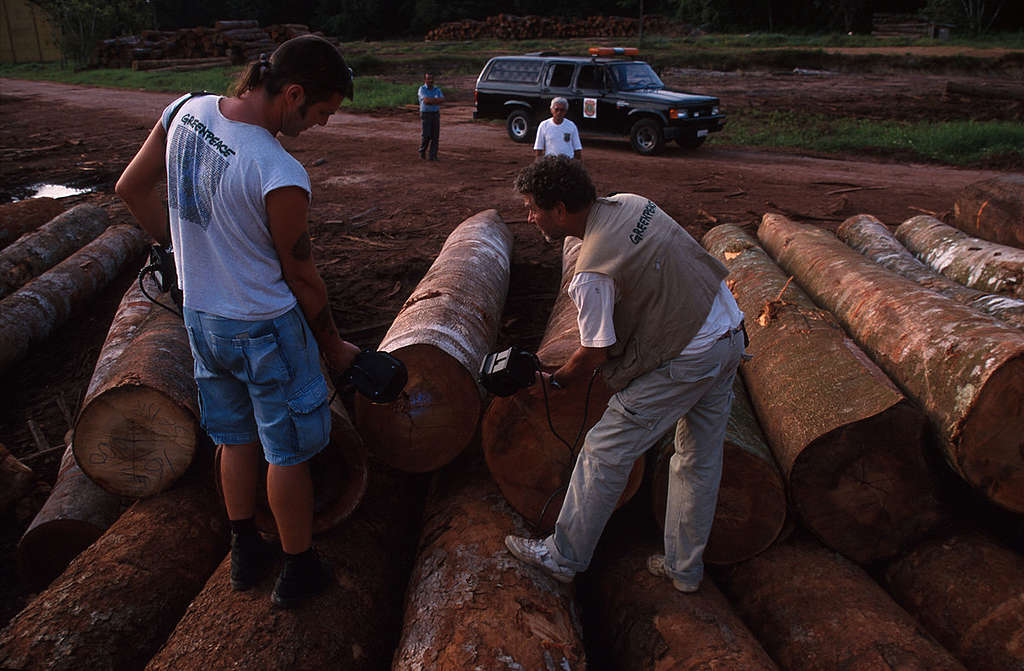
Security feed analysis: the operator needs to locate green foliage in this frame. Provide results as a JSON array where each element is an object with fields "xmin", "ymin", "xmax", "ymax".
[{"xmin": 30, "ymin": 0, "xmax": 152, "ymax": 65}]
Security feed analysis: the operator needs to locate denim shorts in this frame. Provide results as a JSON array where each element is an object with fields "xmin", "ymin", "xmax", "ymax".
[{"xmin": 183, "ymin": 306, "xmax": 330, "ymax": 466}]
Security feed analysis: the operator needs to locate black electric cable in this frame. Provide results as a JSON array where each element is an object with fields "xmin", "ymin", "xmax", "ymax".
[{"xmin": 137, "ymin": 265, "xmax": 182, "ymax": 317}]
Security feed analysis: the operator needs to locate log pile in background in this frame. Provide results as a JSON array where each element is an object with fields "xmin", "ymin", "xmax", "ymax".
[
  {"xmin": 96, "ymin": 21, "xmax": 324, "ymax": 69},
  {"xmin": 950, "ymin": 174, "xmax": 1024, "ymax": 249},
  {"xmin": 425, "ymin": 14, "xmax": 699, "ymax": 41}
]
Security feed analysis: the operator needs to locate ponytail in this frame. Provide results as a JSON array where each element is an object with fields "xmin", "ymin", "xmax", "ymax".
[{"xmin": 230, "ymin": 35, "xmax": 353, "ymax": 107}]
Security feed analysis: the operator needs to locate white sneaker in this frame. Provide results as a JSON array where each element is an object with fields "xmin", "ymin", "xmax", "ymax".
[
  {"xmin": 647, "ymin": 554, "xmax": 699, "ymax": 593},
  {"xmin": 505, "ymin": 535, "xmax": 576, "ymax": 584}
]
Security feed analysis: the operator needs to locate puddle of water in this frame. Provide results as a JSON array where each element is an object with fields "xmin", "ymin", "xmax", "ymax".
[{"xmin": 26, "ymin": 184, "xmax": 94, "ymax": 199}]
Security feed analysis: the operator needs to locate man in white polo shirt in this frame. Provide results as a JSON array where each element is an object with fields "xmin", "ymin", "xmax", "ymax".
[{"xmin": 534, "ymin": 97, "xmax": 582, "ymax": 160}]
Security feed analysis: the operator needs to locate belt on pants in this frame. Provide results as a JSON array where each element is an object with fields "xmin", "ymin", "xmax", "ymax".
[{"xmin": 717, "ymin": 320, "xmax": 749, "ymax": 347}]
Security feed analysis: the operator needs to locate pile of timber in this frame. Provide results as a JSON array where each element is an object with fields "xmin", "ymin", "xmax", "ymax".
[
  {"xmin": 425, "ymin": 14, "xmax": 696, "ymax": 41},
  {"xmin": 871, "ymin": 12, "xmax": 940, "ymax": 38},
  {"xmin": 96, "ymin": 21, "xmax": 322, "ymax": 69}
]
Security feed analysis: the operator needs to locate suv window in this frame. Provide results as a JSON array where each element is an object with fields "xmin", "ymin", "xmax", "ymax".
[
  {"xmin": 609, "ymin": 62, "xmax": 664, "ymax": 91},
  {"xmin": 486, "ymin": 59, "xmax": 543, "ymax": 84},
  {"xmin": 547, "ymin": 63, "xmax": 575, "ymax": 88},
  {"xmin": 576, "ymin": 65, "xmax": 606, "ymax": 91}
]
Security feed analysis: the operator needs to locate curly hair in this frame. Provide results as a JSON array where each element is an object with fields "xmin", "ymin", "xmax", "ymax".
[{"xmin": 514, "ymin": 155, "xmax": 596, "ymax": 213}]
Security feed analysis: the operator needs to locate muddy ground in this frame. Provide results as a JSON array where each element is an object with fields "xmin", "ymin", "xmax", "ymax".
[{"xmin": 0, "ymin": 60, "xmax": 1020, "ymax": 631}]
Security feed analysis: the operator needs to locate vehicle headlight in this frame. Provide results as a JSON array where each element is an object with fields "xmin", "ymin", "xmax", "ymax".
[{"xmin": 669, "ymin": 108, "xmax": 689, "ymax": 119}]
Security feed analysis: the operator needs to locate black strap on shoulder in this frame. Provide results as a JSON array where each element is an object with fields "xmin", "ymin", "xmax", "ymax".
[{"xmin": 166, "ymin": 90, "xmax": 213, "ymax": 129}]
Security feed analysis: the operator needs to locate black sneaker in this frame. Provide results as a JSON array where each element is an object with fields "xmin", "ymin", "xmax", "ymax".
[
  {"xmin": 229, "ymin": 532, "xmax": 275, "ymax": 591},
  {"xmin": 271, "ymin": 550, "xmax": 331, "ymax": 609}
]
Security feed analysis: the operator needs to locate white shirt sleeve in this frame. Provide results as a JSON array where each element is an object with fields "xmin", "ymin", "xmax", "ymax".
[
  {"xmin": 533, "ymin": 119, "xmax": 547, "ymax": 151},
  {"xmin": 568, "ymin": 272, "xmax": 617, "ymax": 347},
  {"xmin": 570, "ymin": 122, "xmax": 582, "ymax": 151}
]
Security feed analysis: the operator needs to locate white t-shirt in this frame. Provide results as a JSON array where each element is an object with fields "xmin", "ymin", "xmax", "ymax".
[
  {"xmin": 569, "ymin": 273, "xmax": 743, "ymax": 355},
  {"xmin": 534, "ymin": 118, "xmax": 582, "ymax": 157},
  {"xmin": 161, "ymin": 94, "xmax": 311, "ymax": 320}
]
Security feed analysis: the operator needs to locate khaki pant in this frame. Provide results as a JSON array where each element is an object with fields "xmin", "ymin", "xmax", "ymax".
[{"xmin": 545, "ymin": 328, "xmax": 745, "ymax": 586}]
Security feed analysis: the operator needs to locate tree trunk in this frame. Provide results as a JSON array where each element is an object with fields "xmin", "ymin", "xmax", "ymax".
[
  {"xmin": 703, "ymin": 223, "xmax": 945, "ymax": 562},
  {"xmin": 73, "ymin": 276, "xmax": 198, "ymax": 498},
  {"xmin": 951, "ymin": 174, "xmax": 1024, "ymax": 249},
  {"xmin": 651, "ymin": 374, "xmax": 787, "ymax": 565},
  {"xmin": 0, "ymin": 475, "xmax": 228, "ymax": 671},
  {"xmin": 758, "ymin": 214, "xmax": 1024, "ymax": 514},
  {"xmin": 145, "ymin": 463, "xmax": 426, "ymax": 671},
  {"xmin": 837, "ymin": 214, "xmax": 1024, "ymax": 330},
  {"xmin": 392, "ymin": 453, "xmax": 585, "ymax": 670},
  {"xmin": 0, "ymin": 197, "xmax": 65, "ymax": 251},
  {"xmin": 213, "ymin": 396, "xmax": 368, "ymax": 536},
  {"xmin": 483, "ymin": 236, "xmax": 644, "ymax": 531},
  {"xmin": 896, "ymin": 214, "xmax": 1024, "ymax": 298},
  {"xmin": 716, "ymin": 534, "xmax": 966, "ymax": 671},
  {"xmin": 583, "ymin": 513, "xmax": 778, "ymax": 671},
  {"xmin": 883, "ymin": 531, "xmax": 1024, "ymax": 671},
  {"xmin": 356, "ymin": 210, "xmax": 512, "ymax": 472},
  {"xmin": 17, "ymin": 444, "xmax": 124, "ymax": 591},
  {"xmin": 0, "ymin": 444, "xmax": 37, "ymax": 515},
  {"xmin": 0, "ymin": 224, "xmax": 149, "ymax": 374},
  {"xmin": 0, "ymin": 203, "xmax": 109, "ymax": 300},
  {"xmin": 945, "ymin": 80, "xmax": 1024, "ymax": 103}
]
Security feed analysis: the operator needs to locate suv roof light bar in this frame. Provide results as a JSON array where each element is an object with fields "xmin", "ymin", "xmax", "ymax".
[{"xmin": 588, "ymin": 47, "xmax": 639, "ymax": 57}]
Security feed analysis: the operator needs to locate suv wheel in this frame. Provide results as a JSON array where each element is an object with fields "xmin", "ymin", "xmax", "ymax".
[
  {"xmin": 506, "ymin": 109, "xmax": 535, "ymax": 143},
  {"xmin": 630, "ymin": 119, "xmax": 665, "ymax": 155},
  {"xmin": 677, "ymin": 135, "xmax": 707, "ymax": 150}
]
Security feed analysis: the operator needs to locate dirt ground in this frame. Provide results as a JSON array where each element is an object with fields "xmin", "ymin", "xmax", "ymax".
[{"xmin": 0, "ymin": 65, "xmax": 1017, "ymax": 629}]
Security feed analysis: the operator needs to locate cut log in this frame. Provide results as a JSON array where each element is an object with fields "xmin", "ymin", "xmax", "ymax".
[
  {"xmin": 132, "ymin": 56, "xmax": 231, "ymax": 70},
  {"xmin": 0, "ymin": 197, "xmax": 65, "ymax": 251},
  {"xmin": 17, "ymin": 443, "xmax": 123, "ymax": 591},
  {"xmin": 883, "ymin": 531, "xmax": 1024, "ymax": 671},
  {"xmin": 213, "ymin": 395, "xmax": 368, "ymax": 536},
  {"xmin": 945, "ymin": 80, "xmax": 1024, "ymax": 103},
  {"xmin": 583, "ymin": 513, "xmax": 778, "ymax": 671},
  {"xmin": 896, "ymin": 214, "xmax": 1024, "ymax": 298},
  {"xmin": 0, "ymin": 203, "xmax": 109, "ymax": 300},
  {"xmin": 144, "ymin": 463, "xmax": 426, "ymax": 671},
  {"xmin": 716, "ymin": 534, "xmax": 967, "ymax": 671},
  {"xmin": 355, "ymin": 210, "xmax": 512, "ymax": 472},
  {"xmin": 837, "ymin": 213, "xmax": 1024, "ymax": 330},
  {"xmin": 0, "ymin": 475, "xmax": 228, "ymax": 671},
  {"xmin": 483, "ymin": 236, "xmax": 644, "ymax": 531},
  {"xmin": 703, "ymin": 223, "xmax": 945, "ymax": 562},
  {"xmin": 0, "ymin": 443, "xmax": 37, "ymax": 515},
  {"xmin": 951, "ymin": 174, "xmax": 1024, "ymax": 249},
  {"xmin": 392, "ymin": 453, "xmax": 585, "ymax": 670},
  {"xmin": 73, "ymin": 276, "xmax": 198, "ymax": 498},
  {"xmin": 0, "ymin": 223, "xmax": 149, "ymax": 374},
  {"xmin": 758, "ymin": 213, "xmax": 1024, "ymax": 514},
  {"xmin": 652, "ymin": 374, "xmax": 787, "ymax": 565}
]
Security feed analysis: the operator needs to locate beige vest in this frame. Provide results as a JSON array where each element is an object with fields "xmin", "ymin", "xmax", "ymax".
[{"xmin": 575, "ymin": 195, "xmax": 728, "ymax": 390}]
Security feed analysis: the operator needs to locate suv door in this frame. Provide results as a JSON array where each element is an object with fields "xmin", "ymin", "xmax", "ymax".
[
  {"xmin": 574, "ymin": 64, "xmax": 619, "ymax": 134},
  {"xmin": 542, "ymin": 62, "xmax": 579, "ymax": 119}
]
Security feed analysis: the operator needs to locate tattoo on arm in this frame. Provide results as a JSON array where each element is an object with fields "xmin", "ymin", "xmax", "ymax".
[
  {"xmin": 291, "ymin": 232, "xmax": 312, "ymax": 260},
  {"xmin": 311, "ymin": 304, "xmax": 338, "ymax": 339}
]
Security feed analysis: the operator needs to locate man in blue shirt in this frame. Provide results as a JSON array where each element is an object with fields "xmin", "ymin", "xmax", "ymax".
[{"xmin": 418, "ymin": 72, "xmax": 444, "ymax": 161}]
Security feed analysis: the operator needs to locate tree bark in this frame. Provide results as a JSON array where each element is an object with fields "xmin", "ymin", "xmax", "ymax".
[
  {"xmin": 883, "ymin": 531, "xmax": 1024, "ymax": 671},
  {"xmin": 73, "ymin": 276, "xmax": 198, "ymax": 498},
  {"xmin": 837, "ymin": 214, "xmax": 1024, "ymax": 330},
  {"xmin": 0, "ymin": 475, "xmax": 228, "ymax": 671},
  {"xmin": 0, "ymin": 203, "xmax": 109, "ymax": 300},
  {"xmin": 950, "ymin": 174, "xmax": 1024, "ymax": 249},
  {"xmin": 896, "ymin": 214, "xmax": 1024, "ymax": 298},
  {"xmin": 145, "ymin": 463, "xmax": 426, "ymax": 671},
  {"xmin": 651, "ymin": 374, "xmax": 787, "ymax": 565},
  {"xmin": 583, "ymin": 513, "xmax": 778, "ymax": 671},
  {"xmin": 483, "ymin": 236, "xmax": 644, "ymax": 531},
  {"xmin": 703, "ymin": 223, "xmax": 945, "ymax": 562},
  {"xmin": 356, "ymin": 210, "xmax": 512, "ymax": 472},
  {"xmin": 213, "ymin": 396, "xmax": 368, "ymax": 536},
  {"xmin": 716, "ymin": 534, "xmax": 966, "ymax": 671},
  {"xmin": 0, "ymin": 197, "xmax": 65, "ymax": 251},
  {"xmin": 392, "ymin": 453, "xmax": 585, "ymax": 670},
  {"xmin": 0, "ymin": 444, "xmax": 38, "ymax": 515},
  {"xmin": 17, "ymin": 444, "xmax": 124, "ymax": 591},
  {"xmin": 0, "ymin": 224, "xmax": 149, "ymax": 374},
  {"xmin": 758, "ymin": 213, "xmax": 1024, "ymax": 514}
]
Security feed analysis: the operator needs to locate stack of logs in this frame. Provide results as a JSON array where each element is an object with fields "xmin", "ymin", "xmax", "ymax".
[
  {"xmin": 95, "ymin": 21, "xmax": 325, "ymax": 70},
  {"xmin": 425, "ymin": 14, "xmax": 697, "ymax": 41}
]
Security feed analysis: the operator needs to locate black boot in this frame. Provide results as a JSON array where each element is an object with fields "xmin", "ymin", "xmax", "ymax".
[
  {"xmin": 271, "ymin": 548, "xmax": 330, "ymax": 608},
  {"xmin": 229, "ymin": 521, "xmax": 275, "ymax": 591}
]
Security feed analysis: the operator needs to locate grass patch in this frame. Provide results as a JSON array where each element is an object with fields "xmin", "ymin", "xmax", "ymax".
[{"xmin": 727, "ymin": 110, "xmax": 1024, "ymax": 166}]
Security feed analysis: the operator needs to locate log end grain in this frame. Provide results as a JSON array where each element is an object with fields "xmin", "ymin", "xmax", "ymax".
[
  {"xmin": 355, "ymin": 344, "xmax": 481, "ymax": 473},
  {"xmin": 74, "ymin": 386, "xmax": 197, "ymax": 498}
]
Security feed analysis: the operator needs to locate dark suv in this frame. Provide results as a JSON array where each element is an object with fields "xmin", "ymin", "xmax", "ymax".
[{"xmin": 473, "ymin": 49, "xmax": 726, "ymax": 155}]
